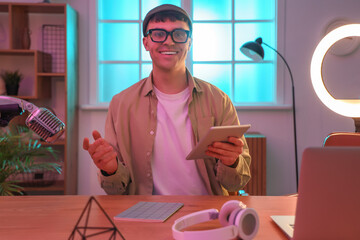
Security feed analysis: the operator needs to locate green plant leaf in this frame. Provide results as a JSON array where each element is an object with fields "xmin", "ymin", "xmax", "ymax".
[
  {"xmin": 0, "ymin": 69, "xmax": 23, "ymax": 85},
  {"xmin": 0, "ymin": 127, "xmax": 62, "ymax": 195},
  {"xmin": 0, "ymin": 180, "xmax": 24, "ymax": 196}
]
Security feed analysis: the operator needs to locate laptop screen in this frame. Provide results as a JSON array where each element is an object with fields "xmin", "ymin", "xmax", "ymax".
[{"xmin": 293, "ymin": 147, "xmax": 360, "ymax": 240}]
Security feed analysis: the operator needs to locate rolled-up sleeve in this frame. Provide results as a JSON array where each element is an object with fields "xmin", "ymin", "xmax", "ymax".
[
  {"xmin": 98, "ymin": 158, "xmax": 130, "ymax": 195},
  {"xmin": 99, "ymin": 98, "xmax": 131, "ymax": 195},
  {"xmin": 215, "ymin": 143, "xmax": 251, "ymax": 192}
]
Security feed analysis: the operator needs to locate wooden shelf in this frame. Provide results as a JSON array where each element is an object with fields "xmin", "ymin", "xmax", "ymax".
[
  {"xmin": 0, "ymin": 49, "xmax": 36, "ymax": 55},
  {"xmin": 1, "ymin": 2, "xmax": 78, "ymax": 195},
  {"xmin": 8, "ymin": 3, "xmax": 66, "ymax": 14},
  {"xmin": 23, "ymin": 180, "xmax": 65, "ymax": 195},
  {"xmin": 37, "ymin": 72, "xmax": 66, "ymax": 77},
  {"xmin": 39, "ymin": 139, "xmax": 66, "ymax": 146},
  {"xmin": 0, "ymin": 50, "xmax": 52, "ymax": 98}
]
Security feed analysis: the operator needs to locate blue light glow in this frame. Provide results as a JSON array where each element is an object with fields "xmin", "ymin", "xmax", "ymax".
[
  {"xmin": 193, "ymin": 0, "xmax": 232, "ymax": 20},
  {"xmin": 193, "ymin": 64, "xmax": 232, "ymax": 98},
  {"xmin": 99, "ymin": 0, "xmax": 139, "ymax": 20},
  {"xmin": 193, "ymin": 23, "xmax": 232, "ymax": 61},
  {"xmin": 141, "ymin": 63, "xmax": 153, "ymax": 79},
  {"xmin": 235, "ymin": 0, "xmax": 275, "ymax": 20},
  {"xmin": 234, "ymin": 63, "xmax": 275, "ymax": 103},
  {"xmin": 99, "ymin": 64, "xmax": 139, "ymax": 103},
  {"xmin": 99, "ymin": 23, "xmax": 139, "ymax": 61},
  {"xmin": 97, "ymin": 0, "xmax": 278, "ymax": 105}
]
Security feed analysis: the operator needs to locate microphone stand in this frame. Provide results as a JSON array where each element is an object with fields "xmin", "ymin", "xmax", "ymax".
[{"xmin": 262, "ymin": 42, "xmax": 299, "ymax": 192}]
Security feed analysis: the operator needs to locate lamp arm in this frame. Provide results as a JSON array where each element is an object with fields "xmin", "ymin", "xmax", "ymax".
[
  {"xmin": 261, "ymin": 42, "xmax": 294, "ymax": 88},
  {"xmin": 262, "ymin": 41, "xmax": 299, "ymax": 191}
]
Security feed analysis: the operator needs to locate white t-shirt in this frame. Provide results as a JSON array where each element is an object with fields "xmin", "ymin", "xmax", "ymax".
[{"xmin": 151, "ymin": 86, "xmax": 208, "ymax": 195}]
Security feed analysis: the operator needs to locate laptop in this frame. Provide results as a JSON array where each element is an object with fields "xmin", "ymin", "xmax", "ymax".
[{"xmin": 271, "ymin": 147, "xmax": 360, "ymax": 239}]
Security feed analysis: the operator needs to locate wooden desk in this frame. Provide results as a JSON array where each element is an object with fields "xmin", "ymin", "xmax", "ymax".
[{"xmin": 0, "ymin": 195, "xmax": 296, "ymax": 240}]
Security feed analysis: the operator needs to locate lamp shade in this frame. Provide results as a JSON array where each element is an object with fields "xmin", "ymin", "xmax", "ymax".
[{"xmin": 240, "ymin": 37, "xmax": 264, "ymax": 61}]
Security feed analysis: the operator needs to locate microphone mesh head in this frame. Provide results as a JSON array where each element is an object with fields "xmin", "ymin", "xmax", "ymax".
[{"xmin": 26, "ymin": 108, "xmax": 65, "ymax": 143}]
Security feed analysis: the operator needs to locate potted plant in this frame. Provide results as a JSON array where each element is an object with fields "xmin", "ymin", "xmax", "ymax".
[
  {"xmin": 0, "ymin": 70, "xmax": 23, "ymax": 96},
  {"xmin": 0, "ymin": 126, "xmax": 62, "ymax": 196}
]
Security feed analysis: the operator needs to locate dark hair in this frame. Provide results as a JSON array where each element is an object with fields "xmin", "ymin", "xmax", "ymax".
[{"xmin": 147, "ymin": 10, "xmax": 192, "ymax": 31}]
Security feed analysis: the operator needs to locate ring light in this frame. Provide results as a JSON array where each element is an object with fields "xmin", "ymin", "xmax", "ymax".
[{"xmin": 310, "ymin": 24, "xmax": 360, "ymax": 118}]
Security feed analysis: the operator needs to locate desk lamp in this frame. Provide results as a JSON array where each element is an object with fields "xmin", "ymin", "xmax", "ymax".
[
  {"xmin": 311, "ymin": 24, "xmax": 360, "ymax": 133},
  {"xmin": 240, "ymin": 38, "xmax": 299, "ymax": 190}
]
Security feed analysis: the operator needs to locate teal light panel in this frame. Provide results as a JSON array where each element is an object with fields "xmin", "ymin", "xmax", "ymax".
[
  {"xmin": 141, "ymin": 63, "xmax": 153, "ymax": 79},
  {"xmin": 235, "ymin": 22, "xmax": 276, "ymax": 61},
  {"xmin": 193, "ymin": 0, "xmax": 232, "ymax": 20},
  {"xmin": 193, "ymin": 64, "xmax": 232, "ymax": 98},
  {"xmin": 97, "ymin": 0, "xmax": 278, "ymax": 105},
  {"xmin": 99, "ymin": 64, "xmax": 140, "ymax": 103},
  {"xmin": 141, "ymin": 0, "xmax": 181, "ymax": 20},
  {"xmin": 235, "ymin": 0, "xmax": 275, "ymax": 20},
  {"xmin": 99, "ymin": 0, "xmax": 139, "ymax": 20},
  {"xmin": 234, "ymin": 63, "xmax": 275, "ymax": 103},
  {"xmin": 99, "ymin": 23, "xmax": 139, "ymax": 61},
  {"xmin": 193, "ymin": 23, "xmax": 232, "ymax": 61}
]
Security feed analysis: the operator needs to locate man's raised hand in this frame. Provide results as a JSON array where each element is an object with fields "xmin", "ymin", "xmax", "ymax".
[{"xmin": 83, "ymin": 130, "xmax": 118, "ymax": 175}]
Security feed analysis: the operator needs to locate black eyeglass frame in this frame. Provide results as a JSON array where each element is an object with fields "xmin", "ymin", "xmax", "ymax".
[{"xmin": 145, "ymin": 28, "xmax": 191, "ymax": 43}]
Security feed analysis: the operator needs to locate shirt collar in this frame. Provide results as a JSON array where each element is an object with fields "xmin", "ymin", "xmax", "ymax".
[{"xmin": 141, "ymin": 68, "xmax": 203, "ymax": 97}]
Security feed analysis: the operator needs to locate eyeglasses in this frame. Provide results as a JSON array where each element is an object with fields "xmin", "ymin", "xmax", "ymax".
[{"xmin": 145, "ymin": 29, "xmax": 191, "ymax": 43}]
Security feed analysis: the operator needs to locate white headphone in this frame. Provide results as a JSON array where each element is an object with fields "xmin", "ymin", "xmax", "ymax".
[{"xmin": 172, "ymin": 200, "xmax": 259, "ymax": 240}]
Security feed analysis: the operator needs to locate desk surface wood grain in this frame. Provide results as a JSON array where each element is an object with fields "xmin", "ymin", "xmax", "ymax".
[{"xmin": 0, "ymin": 195, "xmax": 296, "ymax": 240}]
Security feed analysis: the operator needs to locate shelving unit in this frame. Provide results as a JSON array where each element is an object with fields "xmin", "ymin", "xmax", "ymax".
[{"xmin": 0, "ymin": 2, "xmax": 78, "ymax": 195}]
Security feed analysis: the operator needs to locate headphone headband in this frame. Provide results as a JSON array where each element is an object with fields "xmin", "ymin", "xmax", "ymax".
[
  {"xmin": 172, "ymin": 201, "xmax": 259, "ymax": 240},
  {"xmin": 172, "ymin": 209, "xmax": 238, "ymax": 240}
]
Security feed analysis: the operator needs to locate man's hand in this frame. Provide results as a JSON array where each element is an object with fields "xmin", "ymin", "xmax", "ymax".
[
  {"xmin": 205, "ymin": 137, "xmax": 244, "ymax": 167},
  {"xmin": 83, "ymin": 130, "xmax": 118, "ymax": 175}
]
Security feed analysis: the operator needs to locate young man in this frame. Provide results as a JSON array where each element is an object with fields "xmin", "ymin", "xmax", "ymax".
[{"xmin": 83, "ymin": 4, "xmax": 251, "ymax": 195}]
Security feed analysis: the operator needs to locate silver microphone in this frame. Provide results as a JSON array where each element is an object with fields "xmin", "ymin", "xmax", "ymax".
[
  {"xmin": 0, "ymin": 96, "xmax": 65, "ymax": 143},
  {"xmin": 26, "ymin": 107, "xmax": 65, "ymax": 143}
]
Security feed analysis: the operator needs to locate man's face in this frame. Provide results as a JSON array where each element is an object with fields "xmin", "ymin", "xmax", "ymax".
[{"xmin": 143, "ymin": 19, "xmax": 191, "ymax": 72}]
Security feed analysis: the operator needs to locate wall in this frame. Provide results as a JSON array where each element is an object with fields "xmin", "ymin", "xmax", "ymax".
[
  {"xmin": 281, "ymin": 0, "xmax": 360, "ymax": 194},
  {"xmin": 2, "ymin": 0, "xmax": 359, "ymax": 195}
]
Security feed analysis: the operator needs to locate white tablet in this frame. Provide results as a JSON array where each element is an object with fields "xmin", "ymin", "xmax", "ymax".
[{"xmin": 186, "ymin": 124, "xmax": 251, "ymax": 160}]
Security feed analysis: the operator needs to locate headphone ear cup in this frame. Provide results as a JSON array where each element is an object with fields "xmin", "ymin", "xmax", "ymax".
[
  {"xmin": 233, "ymin": 208, "xmax": 260, "ymax": 240},
  {"xmin": 228, "ymin": 208, "xmax": 242, "ymax": 225},
  {"xmin": 219, "ymin": 200, "xmax": 244, "ymax": 226}
]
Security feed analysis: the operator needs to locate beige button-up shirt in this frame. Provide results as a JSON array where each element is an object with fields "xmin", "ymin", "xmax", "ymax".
[{"xmin": 99, "ymin": 69, "xmax": 251, "ymax": 195}]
